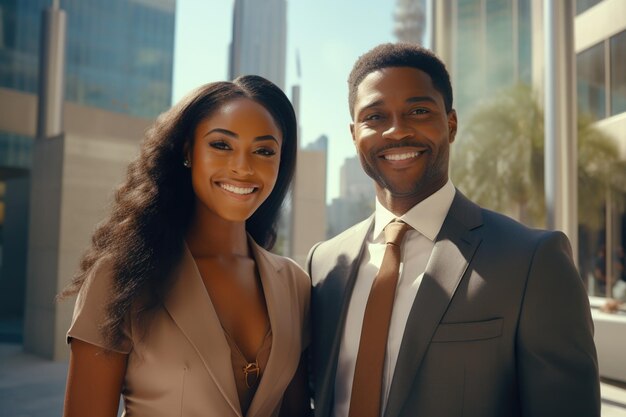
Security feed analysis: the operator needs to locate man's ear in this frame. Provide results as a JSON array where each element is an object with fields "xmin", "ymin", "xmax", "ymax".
[
  {"xmin": 350, "ymin": 123, "xmax": 356, "ymax": 144},
  {"xmin": 447, "ymin": 110, "xmax": 458, "ymax": 144}
]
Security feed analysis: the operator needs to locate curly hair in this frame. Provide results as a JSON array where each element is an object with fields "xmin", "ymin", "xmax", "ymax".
[
  {"xmin": 347, "ymin": 43, "xmax": 454, "ymax": 118},
  {"xmin": 60, "ymin": 75, "xmax": 297, "ymax": 349}
]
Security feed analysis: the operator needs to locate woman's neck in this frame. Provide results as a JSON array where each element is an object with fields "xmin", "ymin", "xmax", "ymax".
[{"xmin": 185, "ymin": 207, "xmax": 249, "ymax": 258}]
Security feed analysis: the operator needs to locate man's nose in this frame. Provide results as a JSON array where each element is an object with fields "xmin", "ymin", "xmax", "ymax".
[
  {"xmin": 230, "ymin": 152, "xmax": 254, "ymax": 176},
  {"xmin": 382, "ymin": 115, "xmax": 413, "ymax": 140}
]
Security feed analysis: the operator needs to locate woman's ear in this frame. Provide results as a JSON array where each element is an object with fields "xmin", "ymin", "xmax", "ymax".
[{"xmin": 182, "ymin": 141, "xmax": 192, "ymax": 167}]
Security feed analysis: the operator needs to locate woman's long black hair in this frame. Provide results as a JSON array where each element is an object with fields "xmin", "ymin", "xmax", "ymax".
[{"xmin": 60, "ymin": 75, "xmax": 298, "ymax": 349}]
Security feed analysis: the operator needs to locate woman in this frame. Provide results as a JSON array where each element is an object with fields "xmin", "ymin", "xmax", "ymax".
[{"xmin": 62, "ymin": 75, "xmax": 311, "ymax": 417}]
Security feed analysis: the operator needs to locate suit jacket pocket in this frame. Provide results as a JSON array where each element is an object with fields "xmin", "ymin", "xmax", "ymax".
[{"xmin": 431, "ymin": 318, "xmax": 503, "ymax": 343}]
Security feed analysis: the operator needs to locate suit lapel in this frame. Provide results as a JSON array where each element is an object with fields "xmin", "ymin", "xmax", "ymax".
[
  {"xmin": 164, "ymin": 245, "xmax": 241, "ymax": 417},
  {"xmin": 315, "ymin": 215, "xmax": 374, "ymax": 417},
  {"xmin": 246, "ymin": 237, "xmax": 292, "ymax": 417},
  {"xmin": 384, "ymin": 191, "xmax": 483, "ymax": 417}
]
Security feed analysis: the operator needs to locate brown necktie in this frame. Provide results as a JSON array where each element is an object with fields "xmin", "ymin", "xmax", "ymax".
[{"xmin": 349, "ymin": 220, "xmax": 412, "ymax": 417}]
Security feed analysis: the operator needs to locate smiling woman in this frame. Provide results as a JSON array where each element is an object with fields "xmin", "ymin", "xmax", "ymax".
[
  {"xmin": 59, "ymin": 75, "xmax": 311, "ymax": 417},
  {"xmin": 186, "ymin": 99, "xmax": 283, "ymax": 224}
]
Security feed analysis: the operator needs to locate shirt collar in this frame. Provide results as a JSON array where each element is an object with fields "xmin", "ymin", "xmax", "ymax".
[{"xmin": 373, "ymin": 179, "xmax": 456, "ymax": 242}]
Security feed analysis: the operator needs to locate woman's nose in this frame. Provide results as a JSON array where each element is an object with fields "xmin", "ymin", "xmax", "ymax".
[{"xmin": 230, "ymin": 152, "xmax": 254, "ymax": 176}]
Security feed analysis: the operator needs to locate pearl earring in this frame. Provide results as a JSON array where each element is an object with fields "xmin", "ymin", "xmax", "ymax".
[{"xmin": 183, "ymin": 159, "xmax": 191, "ymax": 168}]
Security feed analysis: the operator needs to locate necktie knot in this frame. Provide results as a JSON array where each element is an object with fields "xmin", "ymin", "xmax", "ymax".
[{"xmin": 384, "ymin": 220, "xmax": 411, "ymax": 246}]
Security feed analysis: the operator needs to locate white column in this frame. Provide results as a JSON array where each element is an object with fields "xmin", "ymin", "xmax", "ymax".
[
  {"xmin": 543, "ymin": 0, "xmax": 578, "ymax": 262},
  {"xmin": 36, "ymin": 4, "xmax": 66, "ymax": 139}
]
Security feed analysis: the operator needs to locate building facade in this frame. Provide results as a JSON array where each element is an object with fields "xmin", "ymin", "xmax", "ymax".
[
  {"xmin": 0, "ymin": 0, "xmax": 176, "ymax": 357},
  {"xmin": 327, "ymin": 156, "xmax": 375, "ymax": 239},
  {"xmin": 406, "ymin": 0, "xmax": 626, "ymax": 382}
]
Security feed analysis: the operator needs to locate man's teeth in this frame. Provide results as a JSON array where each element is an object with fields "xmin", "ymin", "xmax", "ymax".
[
  {"xmin": 220, "ymin": 183, "xmax": 255, "ymax": 195},
  {"xmin": 383, "ymin": 151, "xmax": 421, "ymax": 161}
]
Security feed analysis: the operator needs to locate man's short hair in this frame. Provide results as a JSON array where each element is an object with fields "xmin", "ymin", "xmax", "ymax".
[{"xmin": 348, "ymin": 43, "xmax": 454, "ymax": 118}]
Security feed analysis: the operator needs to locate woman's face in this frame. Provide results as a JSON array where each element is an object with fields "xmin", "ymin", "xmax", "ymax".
[{"xmin": 188, "ymin": 98, "xmax": 282, "ymax": 223}]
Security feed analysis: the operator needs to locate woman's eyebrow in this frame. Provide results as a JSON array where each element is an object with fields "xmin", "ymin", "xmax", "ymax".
[{"xmin": 204, "ymin": 128, "xmax": 278, "ymax": 144}]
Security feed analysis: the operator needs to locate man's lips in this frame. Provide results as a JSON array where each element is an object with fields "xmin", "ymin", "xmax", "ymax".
[{"xmin": 378, "ymin": 147, "xmax": 428, "ymax": 161}]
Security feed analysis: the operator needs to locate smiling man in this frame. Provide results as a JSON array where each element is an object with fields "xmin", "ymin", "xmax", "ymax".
[{"xmin": 306, "ymin": 43, "xmax": 600, "ymax": 417}]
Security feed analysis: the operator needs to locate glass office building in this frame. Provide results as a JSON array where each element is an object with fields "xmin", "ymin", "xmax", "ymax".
[
  {"xmin": 0, "ymin": 0, "xmax": 175, "ymax": 118},
  {"xmin": 404, "ymin": 0, "xmax": 626, "ymax": 300},
  {"xmin": 452, "ymin": 0, "xmax": 532, "ymax": 118},
  {"xmin": 0, "ymin": 0, "xmax": 176, "ymax": 338}
]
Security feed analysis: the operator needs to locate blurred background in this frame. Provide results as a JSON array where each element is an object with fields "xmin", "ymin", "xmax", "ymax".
[{"xmin": 0, "ymin": 0, "xmax": 625, "ymax": 414}]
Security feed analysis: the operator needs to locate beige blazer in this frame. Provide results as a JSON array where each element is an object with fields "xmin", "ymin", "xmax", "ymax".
[{"xmin": 68, "ymin": 237, "xmax": 310, "ymax": 417}]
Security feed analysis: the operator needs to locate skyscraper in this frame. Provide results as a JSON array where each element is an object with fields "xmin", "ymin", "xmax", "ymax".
[
  {"xmin": 394, "ymin": 0, "xmax": 426, "ymax": 44},
  {"xmin": 228, "ymin": 0, "xmax": 287, "ymax": 89}
]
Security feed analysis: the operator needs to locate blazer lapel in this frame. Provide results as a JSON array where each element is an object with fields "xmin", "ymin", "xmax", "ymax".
[
  {"xmin": 246, "ymin": 237, "xmax": 293, "ymax": 417},
  {"xmin": 314, "ymin": 215, "xmax": 374, "ymax": 417},
  {"xmin": 164, "ymin": 245, "xmax": 241, "ymax": 417},
  {"xmin": 384, "ymin": 191, "xmax": 483, "ymax": 417}
]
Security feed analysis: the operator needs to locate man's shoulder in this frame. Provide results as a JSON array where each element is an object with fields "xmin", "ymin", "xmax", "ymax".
[
  {"xmin": 476, "ymin": 204, "xmax": 569, "ymax": 248},
  {"xmin": 450, "ymin": 190, "xmax": 553, "ymax": 241},
  {"xmin": 306, "ymin": 215, "xmax": 373, "ymax": 268},
  {"xmin": 318, "ymin": 215, "xmax": 373, "ymax": 251}
]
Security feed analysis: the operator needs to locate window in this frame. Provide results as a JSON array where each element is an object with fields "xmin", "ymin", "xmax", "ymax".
[
  {"xmin": 610, "ymin": 30, "xmax": 626, "ymax": 116},
  {"xmin": 576, "ymin": 0, "xmax": 603, "ymax": 15},
  {"xmin": 577, "ymin": 42, "xmax": 606, "ymax": 120}
]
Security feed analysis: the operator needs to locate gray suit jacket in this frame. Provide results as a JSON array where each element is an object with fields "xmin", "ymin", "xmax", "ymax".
[{"xmin": 306, "ymin": 191, "xmax": 600, "ymax": 417}]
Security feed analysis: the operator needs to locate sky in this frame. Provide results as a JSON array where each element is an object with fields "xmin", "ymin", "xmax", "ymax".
[{"xmin": 172, "ymin": 0, "xmax": 396, "ymax": 202}]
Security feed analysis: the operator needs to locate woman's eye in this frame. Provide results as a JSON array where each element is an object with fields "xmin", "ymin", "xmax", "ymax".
[
  {"xmin": 255, "ymin": 147, "xmax": 276, "ymax": 157},
  {"xmin": 210, "ymin": 141, "xmax": 231, "ymax": 150}
]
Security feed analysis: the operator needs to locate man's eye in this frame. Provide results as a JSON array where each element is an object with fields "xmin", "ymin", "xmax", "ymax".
[
  {"xmin": 210, "ymin": 141, "xmax": 230, "ymax": 150},
  {"xmin": 410, "ymin": 108, "xmax": 429, "ymax": 115},
  {"xmin": 363, "ymin": 114, "xmax": 381, "ymax": 121},
  {"xmin": 255, "ymin": 148, "xmax": 276, "ymax": 157}
]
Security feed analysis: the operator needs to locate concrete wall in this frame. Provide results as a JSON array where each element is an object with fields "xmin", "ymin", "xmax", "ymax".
[
  {"xmin": 590, "ymin": 298, "xmax": 626, "ymax": 383},
  {"xmin": 575, "ymin": 0, "xmax": 626, "ymax": 52},
  {"xmin": 0, "ymin": 87, "xmax": 151, "ymax": 360},
  {"xmin": 290, "ymin": 149, "xmax": 327, "ymax": 267}
]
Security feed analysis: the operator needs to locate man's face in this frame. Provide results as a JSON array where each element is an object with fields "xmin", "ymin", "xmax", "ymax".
[{"xmin": 350, "ymin": 66, "xmax": 457, "ymax": 214}]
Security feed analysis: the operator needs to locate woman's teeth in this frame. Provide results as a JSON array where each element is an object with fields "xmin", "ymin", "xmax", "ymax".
[{"xmin": 220, "ymin": 183, "xmax": 255, "ymax": 195}]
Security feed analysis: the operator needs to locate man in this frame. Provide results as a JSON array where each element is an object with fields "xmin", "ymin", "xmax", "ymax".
[{"xmin": 306, "ymin": 43, "xmax": 599, "ymax": 417}]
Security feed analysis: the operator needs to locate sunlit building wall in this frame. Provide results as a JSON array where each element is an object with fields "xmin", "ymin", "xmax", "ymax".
[
  {"xmin": 414, "ymin": 0, "xmax": 626, "ymax": 382},
  {"xmin": 290, "ymin": 135, "xmax": 327, "ymax": 266}
]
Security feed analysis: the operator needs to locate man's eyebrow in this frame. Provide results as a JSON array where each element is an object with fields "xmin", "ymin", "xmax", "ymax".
[
  {"xmin": 204, "ymin": 128, "xmax": 279, "ymax": 144},
  {"xmin": 356, "ymin": 99, "xmax": 384, "ymax": 114},
  {"xmin": 406, "ymin": 96, "xmax": 437, "ymax": 105},
  {"xmin": 357, "ymin": 96, "xmax": 438, "ymax": 114}
]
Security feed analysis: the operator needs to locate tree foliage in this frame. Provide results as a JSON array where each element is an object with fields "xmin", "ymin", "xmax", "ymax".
[{"xmin": 451, "ymin": 84, "xmax": 624, "ymax": 230}]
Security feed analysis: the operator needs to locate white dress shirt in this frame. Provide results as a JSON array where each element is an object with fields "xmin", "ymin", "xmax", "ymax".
[{"xmin": 332, "ymin": 180, "xmax": 456, "ymax": 417}]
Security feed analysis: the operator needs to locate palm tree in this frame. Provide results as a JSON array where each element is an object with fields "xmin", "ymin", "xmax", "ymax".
[{"xmin": 451, "ymin": 84, "xmax": 624, "ymax": 230}]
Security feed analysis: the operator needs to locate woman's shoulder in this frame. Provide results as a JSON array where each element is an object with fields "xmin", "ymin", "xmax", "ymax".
[{"xmin": 68, "ymin": 255, "xmax": 133, "ymax": 354}]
